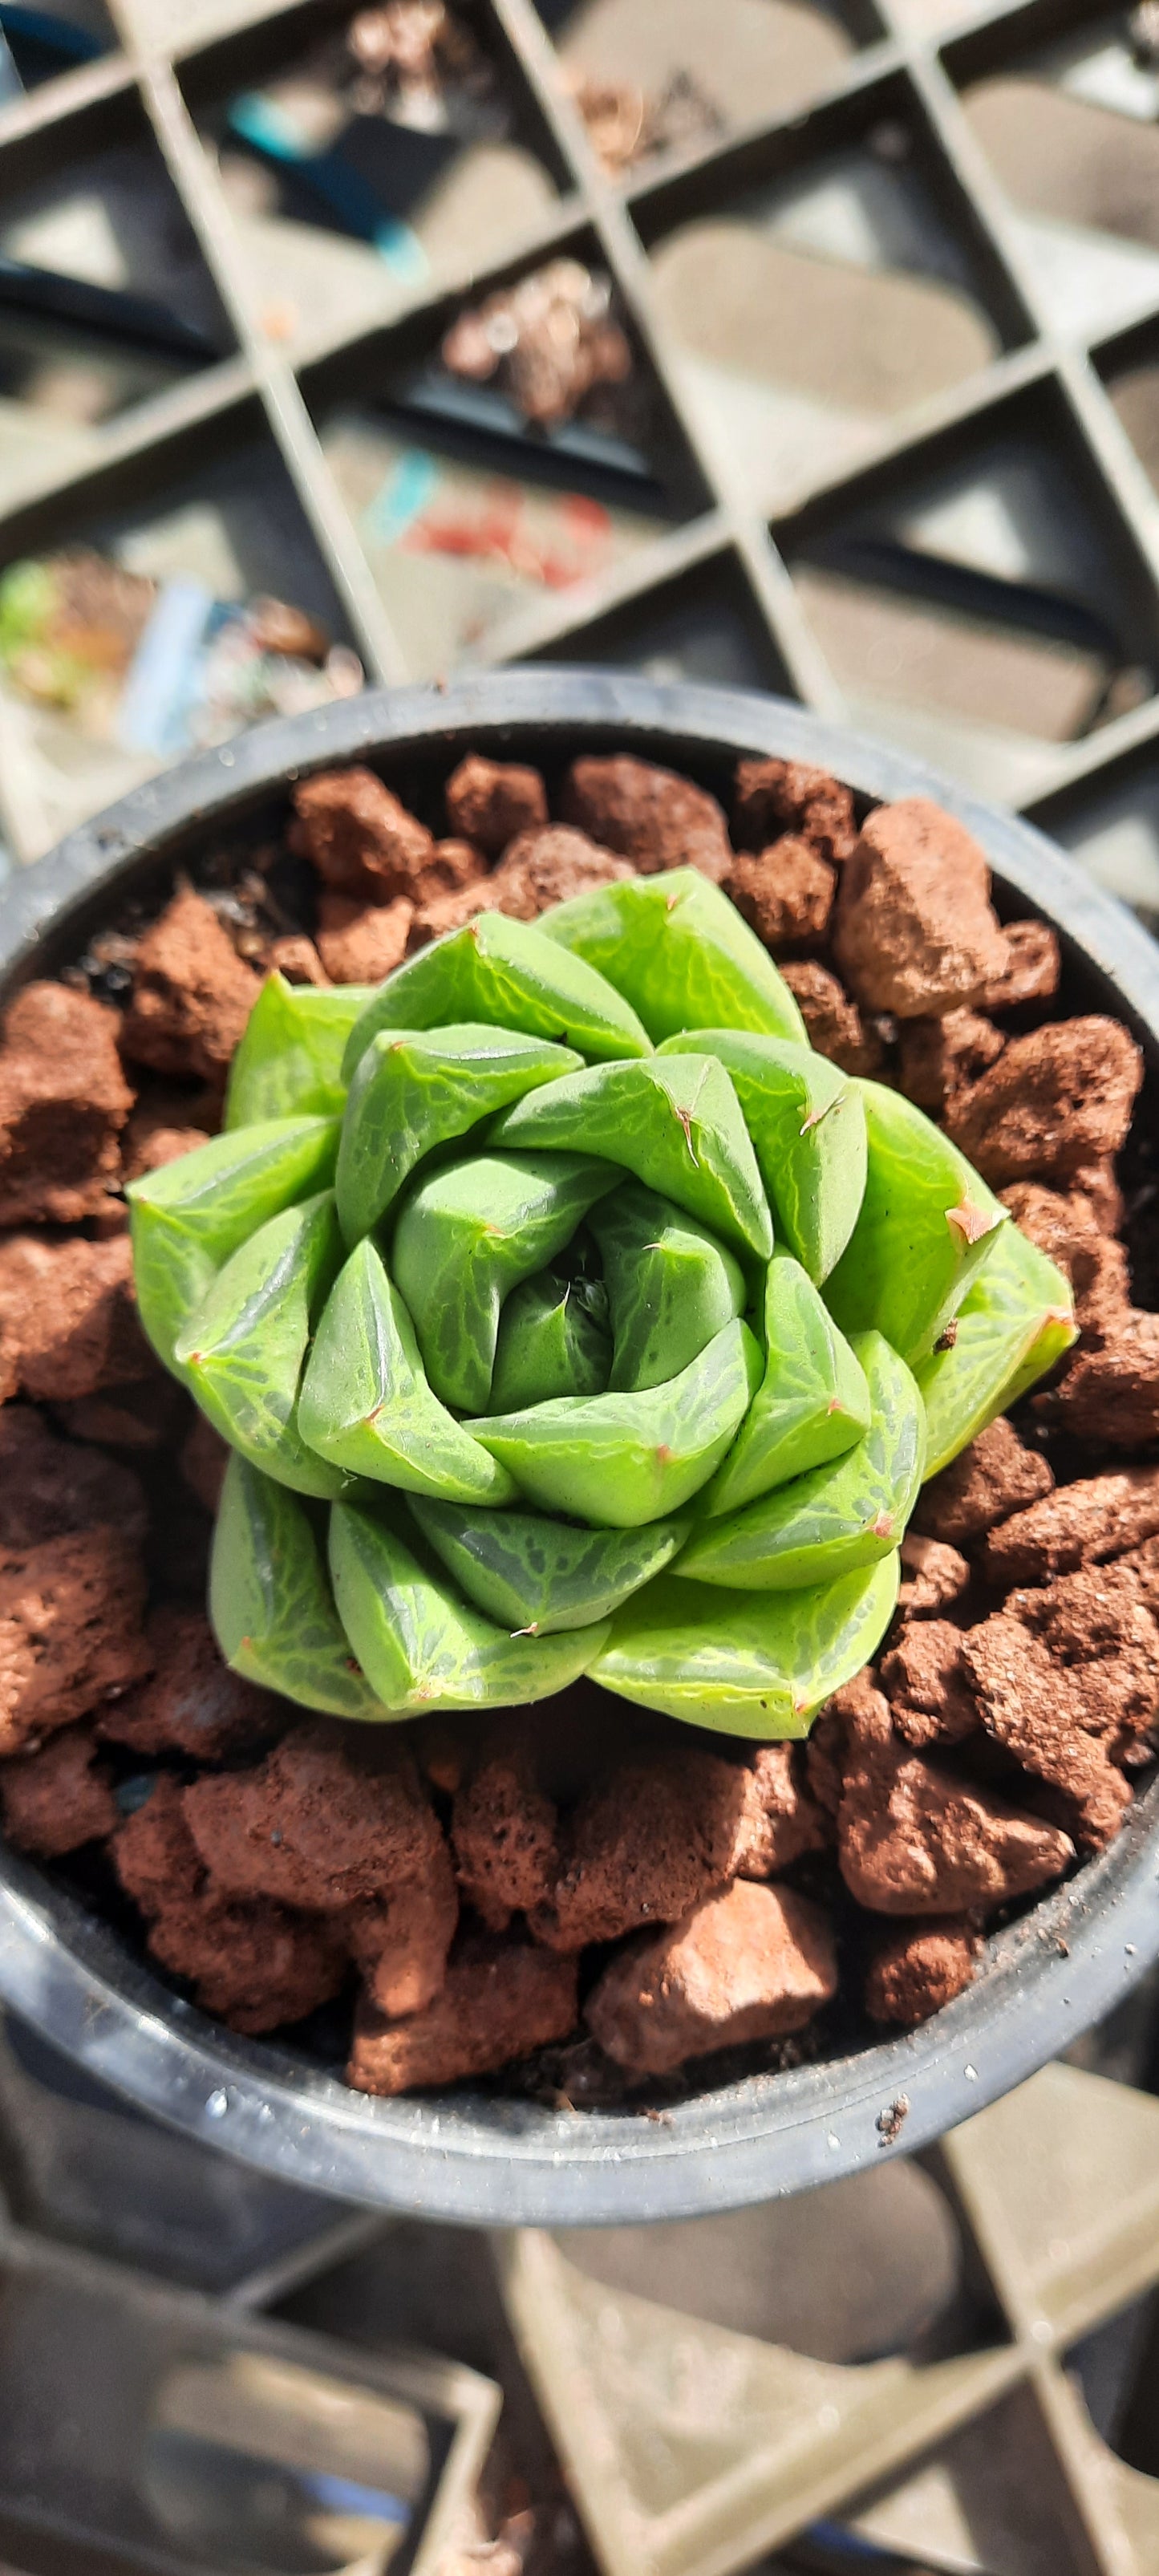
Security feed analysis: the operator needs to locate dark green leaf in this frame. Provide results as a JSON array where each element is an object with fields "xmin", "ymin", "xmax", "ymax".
[
  {"xmin": 468, "ymin": 1317, "xmax": 763, "ymax": 1527},
  {"xmin": 336, "ymin": 1020, "xmax": 582, "ymax": 1243},
  {"xmin": 225, "ymin": 975, "xmax": 375, "ymax": 1129},
  {"xmin": 918, "ymin": 1221, "xmax": 1077, "ymax": 1478},
  {"xmin": 679, "ymin": 1329, "xmax": 924, "ymax": 1588},
  {"xmin": 176, "ymin": 1192, "xmax": 347, "ymax": 1497},
  {"xmin": 488, "ymin": 1273, "xmax": 611, "ymax": 1411},
  {"xmin": 588, "ymin": 1181, "xmax": 745, "ymax": 1392},
  {"xmin": 210, "ymin": 1455, "xmax": 392, "ymax": 1719},
  {"xmin": 659, "ymin": 1028, "xmax": 865, "ymax": 1282},
  {"xmin": 703, "ymin": 1249, "xmax": 871, "ymax": 1515},
  {"xmin": 538, "ymin": 867, "xmax": 808, "ymax": 1045},
  {"xmin": 408, "ymin": 1495, "xmax": 687, "ymax": 1633},
  {"xmin": 341, "ymin": 911, "xmax": 650, "ymax": 1081},
  {"xmin": 329, "ymin": 1499, "xmax": 610, "ymax": 1710},
  {"xmin": 298, "ymin": 1236, "xmax": 517, "ymax": 1503},
  {"xmin": 825, "ymin": 1079, "xmax": 1007, "ymax": 1364},
  {"xmin": 128, "ymin": 1115, "xmax": 339, "ymax": 1373},
  {"xmin": 391, "ymin": 1150, "xmax": 620, "ymax": 1414},
  {"xmin": 591, "ymin": 1552, "xmax": 901, "ymax": 1736},
  {"xmin": 489, "ymin": 1054, "xmax": 773, "ymax": 1260}
]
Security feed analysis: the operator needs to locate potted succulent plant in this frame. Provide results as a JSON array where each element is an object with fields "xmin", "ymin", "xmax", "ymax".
[{"xmin": 0, "ymin": 669, "xmax": 1155, "ymax": 2226}]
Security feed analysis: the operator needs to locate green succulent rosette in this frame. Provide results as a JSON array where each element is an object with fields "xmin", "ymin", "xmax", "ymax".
[{"xmin": 128, "ymin": 870, "xmax": 1076, "ymax": 1739}]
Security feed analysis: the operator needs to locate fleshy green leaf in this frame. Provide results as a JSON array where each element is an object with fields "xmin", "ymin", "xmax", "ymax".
[
  {"xmin": 298, "ymin": 1237, "xmax": 517, "ymax": 1503},
  {"xmin": 225, "ymin": 975, "xmax": 375, "ymax": 1129},
  {"xmin": 488, "ymin": 1273, "xmax": 611, "ymax": 1411},
  {"xmin": 589, "ymin": 1181, "xmax": 746, "ymax": 1393},
  {"xmin": 489, "ymin": 1054, "xmax": 773, "ymax": 1261},
  {"xmin": 408, "ymin": 1495, "xmax": 687, "ymax": 1633},
  {"xmin": 659, "ymin": 1029, "xmax": 866, "ymax": 1282},
  {"xmin": 468, "ymin": 1318, "xmax": 763, "ymax": 1527},
  {"xmin": 918, "ymin": 1221, "xmax": 1077, "ymax": 1478},
  {"xmin": 336, "ymin": 1021, "xmax": 583, "ymax": 1243},
  {"xmin": 680, "ymin": 1329, "xmax": 924, "ymax": 1588},
  {"xmin": 341, "ymin": 911, "xmax": 650, "ymax": 1080},
  {"xmin": 392, "ymin": 1150, "xmax": 620, "ymax": 1414},
  {"xmin": 824, "ymin": 1080, "xmax": 1007, "ymax": 1365},
  {"xmin": 128, "ymin": 1116, "xmax": 339, "ymax": 1373},
  {"xmin": 591, "ymin": 1552, "xmax": 901, "ymax": 1737},
  {"xmin": 703, "ymin": 1249, "xmax": 871, "ymax": 1515},
  {"xmin": 329, "ymin": 1499, "xmax": 610, "ymax": 1710},
  {"xmin": 210, "ymin": 1454, "xmax": 392, "ymax": 1719},
  {"xmin": 538, "ymin": 868, "xmax": 808, "ymax": 1045},
  {"xmin": 176, "ymin": 1193, "xmax": 346, "ymax": 1497}
]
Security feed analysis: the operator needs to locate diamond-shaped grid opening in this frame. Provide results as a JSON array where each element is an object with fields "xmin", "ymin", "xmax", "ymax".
[
  {"xmin": 1092, "ymin": 313, "xmax": 1159, "ymax": 511},
  {"xmin": 181, "ymin": 0, "xmax": 570, "ymax": 360},
  {"xmin": 0, "ymin": 396, "xmax": 359, "ymax": 862},
  {"xmin": 1028, "ymin": 741, "xmax": 1159, "ymax": 929},
  {"xmin": 532, "ymin": 550, "xmax": 789, "ymax": 688},
  {"xmin": 0, "ymin": 0, "xmax": 114, "ymax": 99},
  {"xmin": 630, "ymin": 77, "xmax": 1027, "ymax": 517},
  {"xmin": 827, "ymin": 2382, "xmax": 1107, "ymax": 2576},
  {"xmin": 947, "ymin": 6, "xmax": 1159, "ymax": 340},
  {"xmin": 535, "ymin": 0, "xmax": 885, "ymax": 186},
  {"xmin": 781, "ymin": 384, "xmax": 1159, "ymax": 805},
  {"xmin": 301, "ymin": 237, "xmax": 707, "ymax": 680},
  {"xmin": 0, "ymin": 89, "xmax": 233, "ymax": 508}
]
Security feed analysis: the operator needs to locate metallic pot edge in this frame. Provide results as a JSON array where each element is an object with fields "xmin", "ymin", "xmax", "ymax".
[{"xmin": 0, "ymin": 667, "xmax": 1155, "ymax": 2227}]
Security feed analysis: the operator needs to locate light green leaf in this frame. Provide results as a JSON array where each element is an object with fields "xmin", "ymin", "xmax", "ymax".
[
  {"xmin": 176, "ymin": 1192, "xmax": 346, "ymax": 1497},
  {"xmin": 329, "ymin": 1500, "xmax": 610, "ymax": 1710},
  {"xmin": 590, "ymin": 1181, "xmax": 746, "ymax": 1392},
  {"xmin": 342, "ymin": 911, "xmax": 650, "ymax": 1080},
  {"xmin": 538, "ymin": 867, "xmax": 808, "ymax": 1045},
  {"xmin": 591, "ymin": 1552, "xmax": 901, "ymax": 1737},
  {"xmin": 488, "ymin": 1272, "xmax": 611, "ymax": 1411},
  {"xmin": 336, "ymin": 1020, "xmax": 582, "ymax": 1243},
  {"xmin": 225, "ymin": 975, "xmax": 374, "ymax": 1129},
  {"xmin": 408, "ymin": 1495, "xmax": 687, "ymax": 1633},
  {"xmin": 918, "ymin": 1221, "xmax": 1077, "ymax": 1478},
  {"xmin": 825, "ymin": 1079, "xmax": 1007, "ymax": 1365},
  {"xmin": 391, "ymin": 1150, "xmax": 619, "ymax": 1414},
  {"xmin": 659, "ymin": 1028, "xmax": 866, "ymax": 1281},
  {"xmin": 210, "ymin": 1454, "xmax": 394, "ymax": 1719},
  {"xmin": 489, "ymin": 1053, "xmax": 773, "ymax": 1261},
  {"xmin": 704, "ymin": 1249, "xmax": 871, "ymax": 1515},
  {"xmin": 298, "ymin": 1237, "xmax": 517, "ymax": 1503},
  {"xmin": 128, "ymin": 1115, "xmax": 339, "ymax": 1373}
]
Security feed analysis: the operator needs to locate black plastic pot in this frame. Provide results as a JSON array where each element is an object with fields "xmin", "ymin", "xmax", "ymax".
[{"xmin": 0, "ymin": 668, "xmax": 1156, "ymax": 2228}]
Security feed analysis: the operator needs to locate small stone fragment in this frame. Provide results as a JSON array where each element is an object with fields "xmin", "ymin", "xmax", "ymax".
[
  {"xmin": 732, "ymin": 757, "xmax": 857, "ymax": 865},
  {"xmin": 1037, "ymin": 1310, "xmax": 1159, "ymax": 1446},
  {"xmin": 0, "ymin": 1233, "xmax": 149, "ymax": 1402},
  {"xmin": 724, "ymin": 838, "xmax": 836, "ymax": 951},
  {"xmin": 349, "ymin": 1935, "xmax": 578, "ymax": 2094},
  {"xmin": 114, "ymin": 1773, "xmax": 201, "ymax": 1917},
  {"xmin": 0, "ymin": 1526, "xmax": 151, "ymax": 1754},
  {"xmin": 124, "ymin": 1121, "xmax": 210, "ymax": 1178},
  {"xmin": 963, "ymin": 1599, "xmax": 1141, "ymax": 1850},
  {"xmin": 979, "ymin": 920, "xmax": 1060, "ymax": 1011},
  {"xmin": 316, "ymin": 892, "xmax": 414, "ymax": 984},
  {"xmin": 586, "ymin": 1880, "xmax": 837, "ymax": 2075},
  {"xmin": 833, "ymin": 799, "xmax": 1011, "ymax": 1018},
  {"xmin": 344, "ymin": 1840, "xmax": 459, "ymax": 2015},
  {"xmin": 946, "ymin": 1019, "xmax": 1143, "ymax": 1185},
  {"xmin": 485, "ymin": 826, "xmax": 634, "ymax": 922},
  {"xmin": 531, "ymin": 1748, "xmax": 748, "ymax": 1951},
  {"xmin": 444, "ymin": 754, "xmax": 549, "ymax": 855},
  {"xmin": 183, "ymin": 1722, "xmax": 444, "ymax": 1912},
  {"xmin": 265, "ymin": 935, "xmax": 330, "ymax": 987},
  {"xmin": 561, "ymin": 754, "xmax": 731, "ymax": 881},
  {"xmin": 452, "ymin": 1731, "xmax": 558, "ymax": 1930},
  {"xmin": 1001, "ymin": 1181, "xmax": 1129, "ymax": 1337},
  {"xmin": 983, "ymin": 1469, "xmax": 1159, "ymax": 1587},
  {"xmin": 837, "ymin": 1686, "xmax": 1074, "ymax": 1912},
  {"xmin": 55, "ymin": 1374, "xmax": 183, "ymax": 1452},
  {"xmin": 778, "ymin": 960, "xmax": 884, "ymax": 1074},
  {"xmin": 148, "ymin": 1894, "xmax": 347, "ymax": 2034},
  {"xmin": 0, "ymin": 1725, "xmax": 116, "ymax": 1857},
  {"xmin": 898, "ymin": 1531, "xmax": 971, "ymax": 1618},
  {"xmin": 293, "ymin": 766, "xmax": 434, "ymax": 899},
  {"xmin": 729, "ymin": 1744, "xmax": 831, "ymax": 1876},
  {"xmin": 898, "ymin": 1010, "xmax": 1004, "ymax": 1115},
  {"xmin": 0, "ymin": 1406, "xmax": 146, "ymax": 1550},
  {"xmin": 914, "ymin": 1418, "xmax": 1054, "ymax": 1547},
  {"xmin": 865, "ymin": 1918, "xmax": 981, "ymax": 2025},
  {"xmin": 98, "ymin": 1607, "xmax": 283, "ymax": 1762},
  {"xmin": 121, "ymin": 888, "xmax": 260, "ymax": 1081},
  {"xmin": 881, "ymin": 1620, "xmax": 979, "ymax": 1746},
  {"xmin": 0, "ymin": 980, "xmax": 132, "ymax": 1225}
]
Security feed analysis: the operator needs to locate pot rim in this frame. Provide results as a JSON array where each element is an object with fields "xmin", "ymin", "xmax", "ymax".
[{"xmin": 1, "ymin": 665, "xmax": 1156, "ymax": 2229}]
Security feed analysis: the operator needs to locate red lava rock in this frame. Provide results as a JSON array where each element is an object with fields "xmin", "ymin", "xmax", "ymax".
[
  {"xmin": 833, "ymin": 799, "xmax": 1011, "ymax": 1019},
  {"xmin": 120, "ymin": 889, "xmax": 261, "ymax": 1082},
  {"xmin": 805, "ymin": 1709, "xmax": 848, "ymax": 1816},
  {"xmin": 586, "ymin": 1881, "xmax": 837, "ymax": 2076},
  {"xmin": 98, "ymin": 1608, "xmax": 283, "ymax": 1762},
  {"xmin": 316, "ymin": 892, "xmax": 414, "ymax": 984},
  {"xmin": 778, "ymin": 960, "xmax": 885, "ymax": 1075},
  {"xmin": 880, "ymin": 1621, "xmax": 979, "ymax": 1748},
  {"xmin": 444, "ymin": 754, "xmax": 549, "ymax": 855},
  {"xmin": 0, "ymin": 981, "xmax": 132, "ymax": 1226},
  {"xmin": 265, "ymin": 935, "xmax": 330, "ymax": 987},
  {"xmin": 979, "ymin": 920, "xmax": 1060, "ymax": 1012},
  {"xmin": 123, "ymin": 1088, "xmax": 212, "ymax": 1179},
  {"xmin": 452, "ymin": 1733, "xmax": 558, "ymax": 1931},
  {"xmin": 865, "ymin": 1918, "xmax": 982, "ymax": 2026},
  {"xmin": 485, "ymin": 826, "xmax": 634, "ymax": 922},
  {"xmin": 898, "ymin": 1531, "xmax": 971, "ymax": 1618},
  {"xmin": 127, "ymin": 1122, "xmax": 210, "ymax": 1178},
  {"xmin": 1071, "ymin": 1162, "xmax": 1125, "ymax": 1235},
  {"xmin": 0, "ymin": 1406, "xmax": 146, "ymax": 1550},
  {"xmin": 148, "ymin": 1894, "xmax": 347, "ymax": 2034},
  {"xmin": 897, "ymin": 1010, "xmax": 1004, "ymax": 1115},
  {"xmin": 946, "ymin": 1018, "xmax": 1142, "ymax": 1186},
  {"xmin": 0, "ymin": 1233, "xmax": 149, "ymax": 1403},
  {"xmin": 180, "ymin": 1411, "xmax": 229, "ymax": 1516},
  {"xmin": 530, "ymin": 1748, "xmax": 748, "ymax": 1951},
  {"xmin": 0, "ymin": 1526, "xmax": 151, "ymax": 1755},
  {"xmin": 732, "ymin": 757, "xmax": 857, "ymax": 865},
  {"xmin": 293, "ymin": 766, "xmax": 433, "ymax": 899},
  {"xmin": 561, "ymin": 755, "xmax": 731, "ymax": 882},
  {"xmin": 348, "ymin": 1935, "xmax": 578, "ymax": 2095},
  {"xmin": 983, "ymin": 1469, "xmax": 1159, "ymax": 1588},
  {"xmin": 963, "ymin": 1569, "xmax": 1153, "ymax": 1845},
  {"xmin": 114, "ymin": 1773, "xmax": 201, "ymax": 1917},
  {"xmin": 407, "ymin": 881, "xmax": 495, "ymax": 951},
  {"xmin": 183, "ymin": 1722, "xmax": 444, "ymax": 1913},
  {"xmin": 914, "ymin": 1417, "xmax": 1053, "ymax": 1547},
  {"xmin": 54, "ymin": 1374, "xmax": 184, "ymax": 1453},
  {"xmin": 344, "ymin": 1840, "xmax": 459, "ymax": 2015},
  {"xmin": 724, "ymin": 838, "xmax": 836, "ymax": 952},
  {"xmin": 837, "ymin": 1686, "xmax": 1074, "ymax": 1913},
  {"xmin": 1036, "ymin": 1309, "xmax": 1159, "ymax": 1447},
  {"xmin": 415, "ymin": 840, "xmax": 488, "ymax": 906},
  {"xmin": 0, "ymin": 1725, "xmax": 116, "ymax": 1857},
  {"xmin": 729, "ymin": 1744, "xmax": 831, "ymax": 1876},
  {"xmin": 1001, "ymin": 1181, "xmax": 1129, "ymax": 1338}
]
